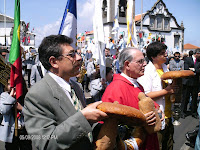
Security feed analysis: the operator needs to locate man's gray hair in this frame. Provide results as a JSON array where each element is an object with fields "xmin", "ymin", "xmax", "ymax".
[{"xmin": 119, "ymin": 47, "xmax": 140, "ymax": 70}]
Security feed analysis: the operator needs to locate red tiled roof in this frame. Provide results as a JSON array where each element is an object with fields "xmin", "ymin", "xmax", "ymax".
[
  {"xmin": 135, "ymin": 14, "xmax": 142, "ymax": 22},
  {"xmin": 184, "ymin": 43, "xmax": 200, "ymax": 50}
]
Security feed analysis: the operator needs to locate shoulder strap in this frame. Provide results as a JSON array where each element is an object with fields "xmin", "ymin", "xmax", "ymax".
[{"xmin": 37, "ymin": 65, "xmax": 43, "ymax": 78}]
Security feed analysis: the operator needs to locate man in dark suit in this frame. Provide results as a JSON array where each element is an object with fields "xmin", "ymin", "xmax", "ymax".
[
  {"xmin": 30, "ymin": 61, "xmax": 47, "ymax": 86},
  {"xmin": 182, "ymin": 49, "xmax": 200, "ymax": 119},
  {"xmin": 23, "ymin": 35, "xmax": 108, "ymax": 150}
]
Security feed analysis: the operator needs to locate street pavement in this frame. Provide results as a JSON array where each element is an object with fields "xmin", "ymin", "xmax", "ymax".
[{"xmin": 0, "ymin": 97, "xmax": 198, "ymax": 150}]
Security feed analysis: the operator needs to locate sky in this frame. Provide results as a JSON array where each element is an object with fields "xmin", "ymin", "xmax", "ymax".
[{"xmin": 0, "ymin": 0, "xmax": 200, "ymax": 48}]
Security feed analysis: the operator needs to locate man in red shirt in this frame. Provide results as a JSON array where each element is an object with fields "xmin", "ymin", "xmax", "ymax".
[{"xmin": 102, "ymin": 47, "xmax": 160, "ymax": 150}]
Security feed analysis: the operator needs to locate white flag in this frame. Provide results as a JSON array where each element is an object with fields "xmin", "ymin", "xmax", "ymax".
[
  {"xmin": 127, "ymin": 0, "xmax": 138, "ymax": 47},
  {"xmin": 93, "ymin": 0, "xmax": 106, "ymax": 79}
]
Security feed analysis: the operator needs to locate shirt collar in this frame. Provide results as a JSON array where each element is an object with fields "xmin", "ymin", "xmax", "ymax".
[
  {"xmin": 48, "ymin": 72, "xmax": 71, "ymax": 93},
  {"xmin": 120, "ymin": 73, "xmax": 139, "ymax": 87}
]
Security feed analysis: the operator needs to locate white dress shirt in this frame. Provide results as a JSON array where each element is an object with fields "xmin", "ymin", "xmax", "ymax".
[
  {"xmin": 48, "ymin": 72, "xmax": 75, "ymax": 106},
  {"xmin": 120, "ymin": 73, "xmax": 140, "ymax": 87}
]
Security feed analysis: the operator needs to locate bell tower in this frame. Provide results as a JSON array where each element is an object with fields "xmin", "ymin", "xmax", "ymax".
[{"xmin": 102, "ymin": 0, "xmax": 128, "ymax": 40}]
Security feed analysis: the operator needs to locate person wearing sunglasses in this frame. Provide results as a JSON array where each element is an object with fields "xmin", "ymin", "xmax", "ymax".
[
  {"xmin": 23, "ymin": 35, "xmax": 108, "ymax": 150},
  {"xmin": 169, "ymin": 52, "xmax": 184, "ymax": 71}
]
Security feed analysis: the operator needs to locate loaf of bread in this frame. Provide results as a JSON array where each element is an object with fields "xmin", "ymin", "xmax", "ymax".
[
  {"xmin": 138, "ymin": 92, "xmax": 162, "ymax": 134},
  {"xmin": 161, "ymin": 70, "xmax": 194, "ymax": 80},
  {"xmin": 97, "ymin": 102, "xmax": 146, "ymax": 126},
  {"xmin": 117, "ymin": 127, "xmax": 146, "ymax": 150},
  {"xmin": 95, "ymin": 118, "xmax": 118, "ymax": 150},
  {"xmin": 95, "ymin": 102, "xmax": 147, "ymax": 150}
]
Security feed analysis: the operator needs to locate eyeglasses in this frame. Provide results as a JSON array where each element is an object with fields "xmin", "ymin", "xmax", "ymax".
[
  {"xmin": 174, "ymin": 56, "xmax": 180, "ymax": 58},
  {"xmin": 61, "ymin": 50, "xmax": 81, "ymax": 58},
  {"xmin": 158, "ymin": 51, "xmax": 167, "ymax": 56},
  {"xmin": 132, "ymin": 58, "xmax": 146, "ymax": 65}
]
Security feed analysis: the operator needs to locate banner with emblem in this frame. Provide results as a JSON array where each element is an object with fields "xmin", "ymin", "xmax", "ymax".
[{"xmin": 0, "ymin": 55, "xmax": 10, "ymax": 87}]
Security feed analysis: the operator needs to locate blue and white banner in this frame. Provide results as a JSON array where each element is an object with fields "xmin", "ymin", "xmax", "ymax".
[
  {"xmin": 59, "ymin": 0, "xmax": 77, "ymax": 49},
  {"xmin": 112, "ymin": 12, "xmax": 119, "ymax": 34}
]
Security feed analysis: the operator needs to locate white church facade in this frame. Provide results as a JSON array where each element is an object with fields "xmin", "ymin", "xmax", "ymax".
[{"xmin": 102, "ymin": 0, "xmax": 184, "ymax": 54}]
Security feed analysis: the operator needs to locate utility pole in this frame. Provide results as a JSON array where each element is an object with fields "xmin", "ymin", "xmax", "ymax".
[
  {"xmin": 4, "ymin": 0, "xmax": 7, "ymax": 46},
  {"xmin": 141, "ymin": 0, "xmax": 143, "ymax": 32},
  {"xmin": 140, "ymin": 0, "xmax": 143, "ymax": 49}
]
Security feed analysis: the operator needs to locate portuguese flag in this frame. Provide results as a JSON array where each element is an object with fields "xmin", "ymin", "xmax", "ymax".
[{"xmin": 9, "ymin": 0, "xmax": 23, "ymax": 100}]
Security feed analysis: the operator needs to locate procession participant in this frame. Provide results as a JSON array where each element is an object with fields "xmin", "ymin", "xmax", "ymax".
[
  {"xmin": 117, "ymin": 34, "xmax": 126, "ymax": 52},
  {"xmin": 169, "ymin": 52, "xmax": 184, "ymax": 71},
  {"xmin": 30, "ymin": 60, "xmax": 47, "ymax": 86},
  {"xmin": 105, "ymin": 48, "xmax": 113, "ymax": 68},
  {"xmin": 90, "ymin": 67, "xmax": 113, "ymax": 102},
  {"xmin": 23, "ymin": 35, "xmax": 108, "ymax": 150},
  {"xmin": 0, "ymin": 76, "xmax": 32, "ymax": 150},
  {"xmin": 102, "ymin": 47, "xmax": 160, "ymax": 150},
  {"xmin": 0, "ymin": 48, "xmax": 9, "ymax": 60},
  {"xmin": 0, "ymin": 48, "xmax": 9, "ymax": 94},
  {"xmin": 25, "ymin": 47, "xmax": 35, "ymax": 87},
  {"xmin": 182, "ymin": 49, "xmax": 200, "ymax": 119},
  {"xmin": 138, "ymin": 42, "xmax": 177, "ymax": 150}
]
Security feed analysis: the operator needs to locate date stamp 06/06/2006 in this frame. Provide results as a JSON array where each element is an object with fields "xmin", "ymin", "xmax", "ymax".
[{"xmin": 19, "ymin": 134, "xmax": 58, "ymax": 140}]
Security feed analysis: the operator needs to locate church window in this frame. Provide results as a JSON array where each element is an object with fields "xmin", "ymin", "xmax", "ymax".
[
  {"xmin": 150, "ymin": 17, "xmax": 155, "ymax": 29},
  {"xmin": 164, "ymin": 18, "xmax": 169, "ymax": 30},
  {"xmin": 156, "ymin": 16, "xmax": 162, "ymax": 29}
]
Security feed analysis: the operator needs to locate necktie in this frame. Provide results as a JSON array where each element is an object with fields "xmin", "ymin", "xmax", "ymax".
[
  {"xmin": 70, "ymin": 87, "xmax": 83, "ymax": 111},
  {"xmin": 70, "ymin": 85, "xmax": 93, "ymax": 142}
]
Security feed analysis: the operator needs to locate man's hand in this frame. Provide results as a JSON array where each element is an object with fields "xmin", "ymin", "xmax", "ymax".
[
  {"xmin": 144, "ymin": 111, "xmax": 156, "ymax": 126},
  {"xmin": 81, "ymin": 101, "xmax": 108, "ymax": 123},
  {"xmin": 165, "ymin": 84, "xmax": 179, "ymax": 94},
  {"xmin": 16, "ymin": 102, "xmax": 23, "ymax": 111},
  {"xmin": 10, "ymin": 88, "xmax": 16, "ymax": 98},
  {"xmin": 157, "ymin": 109, "xmax": 165, "ymax": 122}
]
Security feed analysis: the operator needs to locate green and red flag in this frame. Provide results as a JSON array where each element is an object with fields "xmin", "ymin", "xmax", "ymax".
[{"xmin": 9, "ymin": 0, "xmax": 23, "ymax": 100}]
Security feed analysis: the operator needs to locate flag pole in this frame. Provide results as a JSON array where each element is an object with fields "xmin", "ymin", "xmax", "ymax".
[
  {"xmin": 9, "ymin": 0, "xmax": 23, "ymax": 136},
  {"xmin": 4, "ymin": 0, "xmax": 6, "ymax": 46},
  {"xmin": 15, "ymin": 104, "xmax": 18, "ymax": 136}
]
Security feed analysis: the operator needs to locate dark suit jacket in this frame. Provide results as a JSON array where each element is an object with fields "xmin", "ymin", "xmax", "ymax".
[
  {"xmin": 183, "ymin": 57, "xmax": 199, "ymax": 86},
  {"xmin": 30, "ymin": 62, "xmax": 47, "ymax": 86},
  {"xmin": 23, "ymin": 74, "xmax": 92, "ymax": 150}
]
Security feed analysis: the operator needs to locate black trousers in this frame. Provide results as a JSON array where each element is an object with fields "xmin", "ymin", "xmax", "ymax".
[
  {"xmin": 5, "ymin": 128, "xmax": 32, "ymax": 150},
  {"xmin": 85, "ymin": 75, "xmax": 90, "ymax": 91},
  {"xmin": 182, "ymin": 85, "xmax": 198, "ymax": 115},
  {"xmin": 26, "ymin": 69, "xmax": 31, "ymax": 87}
]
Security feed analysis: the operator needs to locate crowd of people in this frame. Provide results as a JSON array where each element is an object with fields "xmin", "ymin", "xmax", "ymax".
[{"xmin": 0, "ymin": 34, "xmax": 199, "ymax": 150}]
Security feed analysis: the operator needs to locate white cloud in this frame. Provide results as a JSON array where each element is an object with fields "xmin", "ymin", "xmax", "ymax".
[
  {"xmin": 34, "ymin": 0, "xmax": 95, "ymax": 48},
  {"xmin": 77, "ymin": 0, "xmax": 95, "ymax": 33},
  {"xmin": 34, "ymin": 20, "xmax": 61, "ymax": 47}
]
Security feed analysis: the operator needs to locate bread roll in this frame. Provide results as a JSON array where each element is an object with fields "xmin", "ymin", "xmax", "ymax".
[
  {"xmin": 138, "ymin": 92, "xmax": 162, "ymax": 134},
  {"xmin": 97, "ymin": 102, "xmax": 146, "ymax": 126},
  {"xmin": 95, "ymin": 102, "xmax": 147, "ymax": 150},
  {"xmin": 117, "ymin": 127, "xmax": 146, "ymax": 150},
  {"xmin": 161, "ymin": 70, "xmax": 194, "ymax": 80},
  {"xmin": 95, "ymin": 118, "xmax": 118, "ymax": 150}
]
